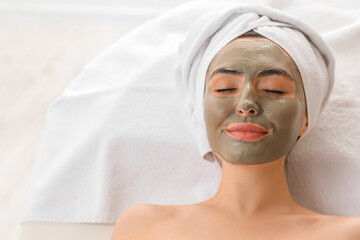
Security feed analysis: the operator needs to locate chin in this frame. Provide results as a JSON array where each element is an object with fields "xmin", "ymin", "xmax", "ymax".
[{"xmin": 218, "ymin": 151, "xmax": 284, "ymax": 166}]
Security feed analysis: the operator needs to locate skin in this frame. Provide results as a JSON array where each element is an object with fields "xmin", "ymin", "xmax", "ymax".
[{"xmin": 111, "ymin": 37, "xmax": 360, "ymax": 240}]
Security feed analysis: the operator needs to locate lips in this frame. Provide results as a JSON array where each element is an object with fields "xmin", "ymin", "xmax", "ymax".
[{"xmin": 223, "ymin": 122, "xmax": 271, "ymax": 141}]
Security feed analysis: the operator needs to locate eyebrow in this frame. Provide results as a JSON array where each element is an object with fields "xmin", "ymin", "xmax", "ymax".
[
  {"xmin": 257, "ymin": 68, "xmax": 293, "ymax": 81},
  {"xmin": 209, "ymin": 68, "xmax": 244, "ymax": 79},
  {"xmin": 209, "ymin": 67, "xmax": 293, "ymax": 81}
]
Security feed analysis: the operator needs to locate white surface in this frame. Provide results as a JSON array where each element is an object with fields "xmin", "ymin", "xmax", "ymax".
[
  {"xmin": 0, "ymin": 18, "xmax": 143, "ymax": 240},
  {"xmin": 1, "ymin": 0, "xmax": 360, "ymax": 9},
  {"xmin": 19, "ymin": 222, "xmax": 115, "ymax": 240},
  {"xmin": 0, "ymin": 3, "xmax": 166, "ymax": 23}
]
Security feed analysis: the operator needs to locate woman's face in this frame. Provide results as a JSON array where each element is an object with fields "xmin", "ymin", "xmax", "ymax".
[{"xmin": 203, "ymin": 37, "xmax": 307, "ymax": 165}]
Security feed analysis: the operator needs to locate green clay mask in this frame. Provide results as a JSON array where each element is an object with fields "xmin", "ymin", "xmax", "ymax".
[{"xmin": 203, "ymin": 38, "xmax": 307, "ymax": 165}]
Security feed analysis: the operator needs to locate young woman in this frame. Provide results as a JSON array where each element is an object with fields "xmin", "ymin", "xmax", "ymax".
[{"xmin": 111, "ymin": 5, "xmax": 360, "ymax": 239}]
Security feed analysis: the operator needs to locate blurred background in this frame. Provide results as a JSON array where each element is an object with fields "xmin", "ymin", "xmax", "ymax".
[{"xmin": 1, "ymin": 0, "xmax": 359, "ymax": 239}]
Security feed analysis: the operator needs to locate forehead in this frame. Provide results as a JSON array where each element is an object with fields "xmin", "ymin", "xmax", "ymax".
[{"xmin": 207, "ymin": 37, "xmax": 297, "ymax": 75}]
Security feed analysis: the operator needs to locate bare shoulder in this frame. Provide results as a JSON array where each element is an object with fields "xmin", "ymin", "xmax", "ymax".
[
  {"xmin": 312, "ymin": 214, "xmax": 360, "ymax": 240},
  {"xmin": 110, "ymin": 203, "xmax": 176, "ymax": 240},
  {"xmin": 332, "ymin": 215, "xmax": 360, "ymax": 239}
]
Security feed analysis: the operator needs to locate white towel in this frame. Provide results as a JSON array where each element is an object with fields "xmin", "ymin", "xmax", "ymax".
[{"xmin": 22, "ymin": 1, "xmax": 360, "ymax": 223}]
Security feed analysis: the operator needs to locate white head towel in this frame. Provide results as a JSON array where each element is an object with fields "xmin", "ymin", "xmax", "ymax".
[{"xmin": 174, "ymin": 3, "xmax": 335, "ymax": 164}]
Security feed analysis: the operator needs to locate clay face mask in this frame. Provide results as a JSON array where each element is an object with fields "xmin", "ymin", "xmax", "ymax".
[{"xmin": 203, "ymin": 37, "xmax": 307, "ymax": 165}]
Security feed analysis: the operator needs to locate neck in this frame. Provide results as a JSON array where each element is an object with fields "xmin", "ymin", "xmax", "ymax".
[{"xmin": 203, "ymin": 156, "xmax": 305, "ymax": 217}]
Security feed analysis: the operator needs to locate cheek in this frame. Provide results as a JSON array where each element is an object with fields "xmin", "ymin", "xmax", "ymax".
[
  {"xmin": 203, "ymin": 95, "xmax": 234, "ymax": 128},
  {"xmin": 263, "ymin": 99, "xmax": 303, "ymax": 133}
]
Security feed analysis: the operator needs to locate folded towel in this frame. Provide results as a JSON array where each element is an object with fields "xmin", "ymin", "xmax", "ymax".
[{"xmin": 21, "ymin": 1, "xmax": 360, "ymax": 223}]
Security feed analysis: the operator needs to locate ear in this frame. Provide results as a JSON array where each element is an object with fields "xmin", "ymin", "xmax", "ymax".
[{"xmin": 298, "ymin": 113, "xmax": 308, "ymax": 138}]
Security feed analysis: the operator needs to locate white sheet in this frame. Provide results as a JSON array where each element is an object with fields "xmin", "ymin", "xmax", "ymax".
[{"xmin": 21, "ymin": 1, "xmax": 360, "ymax": 224}]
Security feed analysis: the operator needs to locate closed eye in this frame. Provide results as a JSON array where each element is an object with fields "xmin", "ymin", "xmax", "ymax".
[
  {"xmin": 262, "ymin": 89, "xmax": 285, "ymax": 94},
  {"xmin": 216, "ymin": 88, "xmax": 238, "ymax": 92}
]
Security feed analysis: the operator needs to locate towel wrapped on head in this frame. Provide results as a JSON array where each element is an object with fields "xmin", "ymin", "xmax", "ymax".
[{"xmin": 174, "ymin": 4, "xmax": 335, "ymax": 164}]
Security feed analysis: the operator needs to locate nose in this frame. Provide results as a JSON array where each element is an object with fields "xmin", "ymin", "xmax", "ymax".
[
  {"xmin": 237, "ymin": 104, "xmax": 258, "ymax": 116},
  {"xmin": 236, "ymin": 83, "xmax": 260, "ymax": 116}
]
